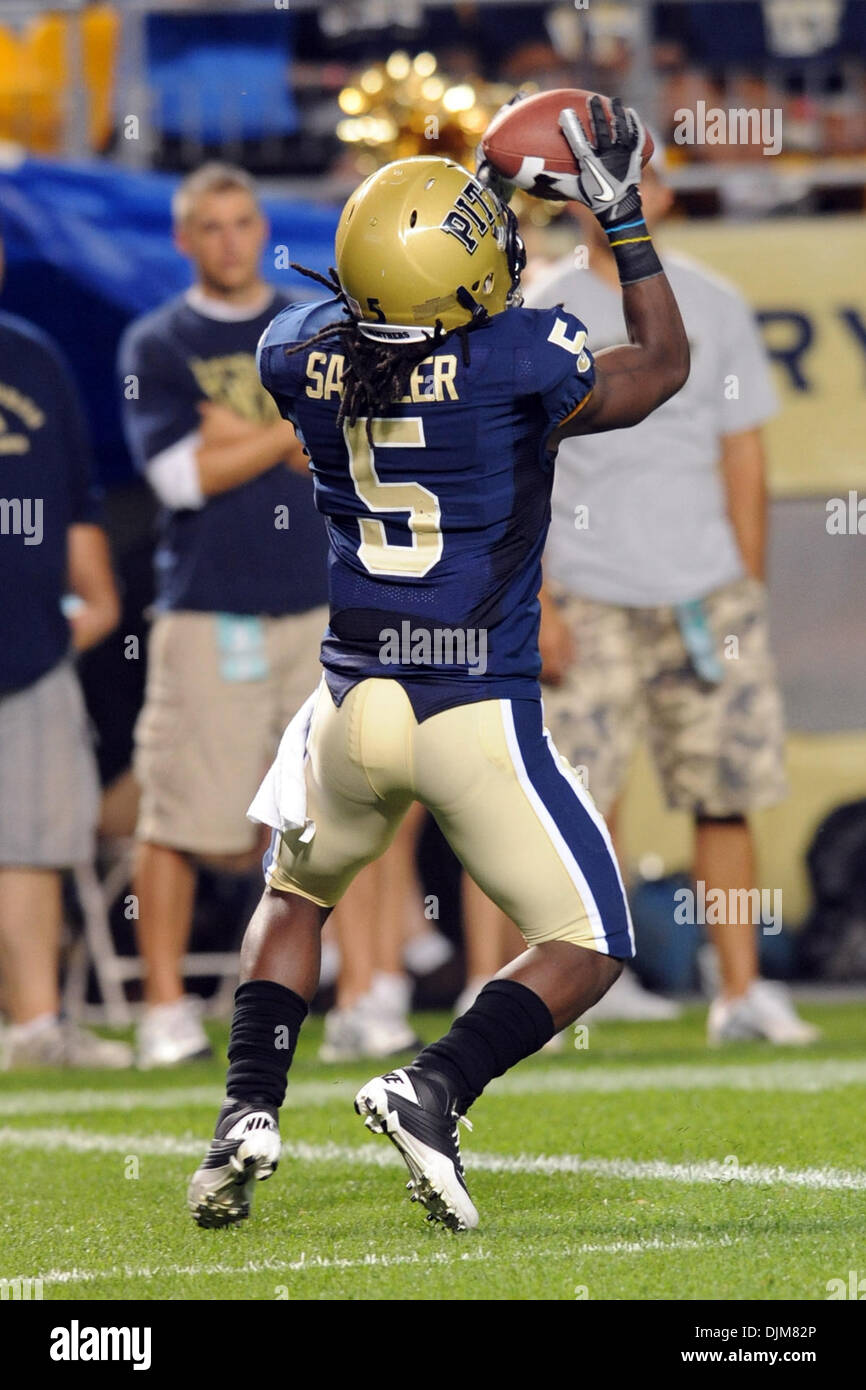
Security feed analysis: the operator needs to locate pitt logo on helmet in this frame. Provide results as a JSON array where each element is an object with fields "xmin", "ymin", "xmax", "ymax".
[{"xmin": 440, "ymin": 180, "xmax": 498, "ymax": 254}]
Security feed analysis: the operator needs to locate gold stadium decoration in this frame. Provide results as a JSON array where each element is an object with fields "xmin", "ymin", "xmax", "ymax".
[{"xmin": 336, "ymin": 51, "xmax": 564, "ymax": 225}]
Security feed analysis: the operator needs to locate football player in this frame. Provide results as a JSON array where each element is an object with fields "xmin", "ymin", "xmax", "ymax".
[{"xmin": 188, "ymin": 98, "xmax": 689, "ymax": 1231}]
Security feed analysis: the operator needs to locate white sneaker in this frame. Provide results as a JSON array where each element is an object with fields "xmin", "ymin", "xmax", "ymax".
[
  {"xmin": 1, "ymin": 1015, "xmax": 132, "ymax": 1070},
  {"xmin": 137, "ymin": 995, "xmax": 212, "ymax": 1069},
  {"xmin": 367, "ymin": 970, "xmax": 411, "ymax": 1019},
  {"xmin": 403, "ymin": 929, "xmax": 455, "ymax": 976},
  {"xmin": 319, "ymin": 1004, "xmax": 366, "ymax": 1062},
  {"xmin": 319, "ymin": 993, "xmax": 421, "ymax": 1063},
  {"xmin": 708, "ymin": 980, "xmax": 821, "ymax": 1046},
  {"xmin": 358, "ymin": 1007, "xmax": 421, "ymax": 1058},
  {"xmin": 582, "ymin": 967, "xmax": 682, "ymax": 1022},
  {"xmin": 361, "ymin": 973, "xmax": 421, "ymax": 1053}
]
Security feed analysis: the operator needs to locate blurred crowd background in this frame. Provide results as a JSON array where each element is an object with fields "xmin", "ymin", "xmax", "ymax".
[{"xmin": 1, "ymin": 0, "xmax": 865, "ymax": 1060}]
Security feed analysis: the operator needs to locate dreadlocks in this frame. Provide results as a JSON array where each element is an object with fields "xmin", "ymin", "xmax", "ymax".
[{"xmin": 284, "ymin": 264, "xmax": 488, "ymax": 442}]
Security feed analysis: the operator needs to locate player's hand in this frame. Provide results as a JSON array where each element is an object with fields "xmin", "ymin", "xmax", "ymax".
[
  {"xmin": 538, "ymin": 591, "xmax": 576, "ymax": 686},
  {"xmin": 558, "ymin": 96, "xmax": 646, "ymax": 223}
]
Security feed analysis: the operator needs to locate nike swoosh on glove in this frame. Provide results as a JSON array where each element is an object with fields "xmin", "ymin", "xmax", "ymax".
[{"xmin": 558, "ymin": 95, "xmax": 647, "ymax": 224}]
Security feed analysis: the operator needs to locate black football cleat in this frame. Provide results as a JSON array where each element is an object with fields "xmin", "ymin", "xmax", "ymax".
[
  {"xmin": 354, "ymin": 1067, "xmax": 478, "ymax": 1231},
  {"xmin": 187, "ymin": 1103, "xmax": 281, "ymax": 1229}
]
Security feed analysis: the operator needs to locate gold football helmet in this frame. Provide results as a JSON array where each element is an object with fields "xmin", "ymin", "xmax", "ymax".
[{"xmin": 335, "ymin": 156, "xmax": 525, "ymax": 342}]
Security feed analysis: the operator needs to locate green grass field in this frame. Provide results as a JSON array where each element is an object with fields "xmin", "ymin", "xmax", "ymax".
[{"xmin": 2, "ymin": 1002, "xmax": 865, "ymax": 1301}]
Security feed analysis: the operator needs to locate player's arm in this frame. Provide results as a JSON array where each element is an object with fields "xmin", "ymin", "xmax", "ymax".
[
  {"xmin": 66, "ymin": 524, "xmax": 121, "ymax": 652},
  {"xmin": 550, "ymin": 97, "xmax": 689, "ymax": 443},
  {"xmin": 555, "ymin": 274, "xmax": 688, "ymax": 439},
  {"xmin": 720, "ymin": 427, "xmax": 768, "ymax": 580}
]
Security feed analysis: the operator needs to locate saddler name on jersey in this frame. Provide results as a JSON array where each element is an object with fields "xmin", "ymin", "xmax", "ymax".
[{"xmin": 304, "ymin": 349, "xmax": 460, "ymax": 404}]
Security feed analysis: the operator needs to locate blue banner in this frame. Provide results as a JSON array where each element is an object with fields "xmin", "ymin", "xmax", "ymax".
[
  {"xmin": 0, "ymin": 157, "xmax": 339, "ymax": 484},
  {"xmin": 147, "ymin": 12, "xmax": 299, "ymax": 142}
]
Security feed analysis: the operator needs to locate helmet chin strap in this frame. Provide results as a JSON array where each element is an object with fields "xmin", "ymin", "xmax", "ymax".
[{"xmin": 455, "ymin": 285, "xmax": 490, "ymax": 323}]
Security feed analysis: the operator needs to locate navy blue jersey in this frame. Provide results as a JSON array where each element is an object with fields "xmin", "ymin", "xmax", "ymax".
[
  {"xmin": 0, "ymin": 311, "xmax": 102, "ymax": 692},
  {"xmin": 258, "ymin": 298, "xmax": 595, "ymax": 718},
  {"xmin": 119, "ymin": 291, "xmax": 328, "ymax": 617}
]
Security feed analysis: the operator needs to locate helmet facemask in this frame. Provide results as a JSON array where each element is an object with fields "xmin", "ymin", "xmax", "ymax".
[{"xmin": 496, "ymin": 196, "xmax": 526, "ymax": 311}]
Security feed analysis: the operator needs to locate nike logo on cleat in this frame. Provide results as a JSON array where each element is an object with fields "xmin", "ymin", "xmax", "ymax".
[
  {"xmin": 242, "ymin": 1115, "xmax": 275, "ymax": 1133},
  {"xmin": 379, "ymin": 1069, "xmax": 420, "ymax": 1103}
]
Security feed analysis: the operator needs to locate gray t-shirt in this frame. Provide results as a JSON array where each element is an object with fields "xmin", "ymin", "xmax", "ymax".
[{"xmin": 526, "ymin": 251, "xmax": 778, "ymax": 606}]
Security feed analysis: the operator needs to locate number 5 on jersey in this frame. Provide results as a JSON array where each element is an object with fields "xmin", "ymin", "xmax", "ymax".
[
  {"xmin": 547, "ymin": 317, "xmax": 592, "ymax": 374},
  {"xmin": 344, "ymin": 417, "xmax": 444, "ymax": 578}
]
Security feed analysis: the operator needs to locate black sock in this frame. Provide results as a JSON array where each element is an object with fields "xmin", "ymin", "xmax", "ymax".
[
  {"xmin": 223, "ymin": 980, "xmax": 308, "ymax": 1114},
  {"xmin": 411, "ymin": 979, "xmax": 554, "ymax": 1112}
]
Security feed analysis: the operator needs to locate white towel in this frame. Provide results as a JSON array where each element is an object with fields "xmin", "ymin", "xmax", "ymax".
[{"xmin": 246, "ymin": 682, "xmax": 320, "ymax": 843}]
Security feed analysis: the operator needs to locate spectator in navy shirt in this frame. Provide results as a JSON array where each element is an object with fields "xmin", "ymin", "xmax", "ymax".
[
  {"xmin": 118, "ymin": 163, "xmax": 337, "ymax": 1068},
  {"xmin": 0, "ymin": 234, "xmax": 127, "ymax": 1069}
]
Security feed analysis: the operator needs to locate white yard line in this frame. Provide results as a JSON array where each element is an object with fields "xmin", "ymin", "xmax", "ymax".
[
  {"xmin": 574, "ymin": 1236, "xmax": 725, "ymax": 1254},
  {"xmin": 1, "ymin": 1123, "xmax": 865, "ymax": 1191},
  {"xmin": 25, "ymin": 1235, "xmax": 726, "ymax": 1289},
  {"xmin": 0, "ymin": 1083, "xmax": 343, "ymax": 1117},
  {"xmin": 0, "ymin": 1126, "xmax": 203, "ymax": 1156},
  {"xmin": 1, "ymin": 1056, "xmax": 864, "ymax": 1118},
  {"xmin": 34, "ymin": 1248, "xmax": 495, "ymax": 1286},
  {"xmin": 490, "ymin": 1058, "xmax": 866, "ymax": 1094}
]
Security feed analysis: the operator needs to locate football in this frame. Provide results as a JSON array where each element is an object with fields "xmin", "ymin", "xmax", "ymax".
[{"xmin": 480, "ymin": 87, "xmax": 655, "ymax": 202}]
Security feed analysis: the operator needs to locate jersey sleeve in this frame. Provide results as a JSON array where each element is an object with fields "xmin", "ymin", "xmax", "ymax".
[
  {"xmin": 256, "ymin": 311, "xmax": 302, "ymax": 419},
  {"xmin": 257, "ymin": 298, "xmax": 346, "ymax": 419},
  {"xmin": 118, "ymin": 321, "xmax": 203, "ymax": 472},
  {"xmin": 518, "ymin": 306, "xmax": 596, "ymax": 453}
]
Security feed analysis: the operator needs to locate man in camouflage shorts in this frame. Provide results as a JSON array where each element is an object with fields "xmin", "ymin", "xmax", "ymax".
[
  {"xmin": 543, "ymin": 576, "xmax": 786, "ymax": 823},
  {"xmin": 529, "ymin": 162, "xmax": 817, "ymax": 1044}
]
